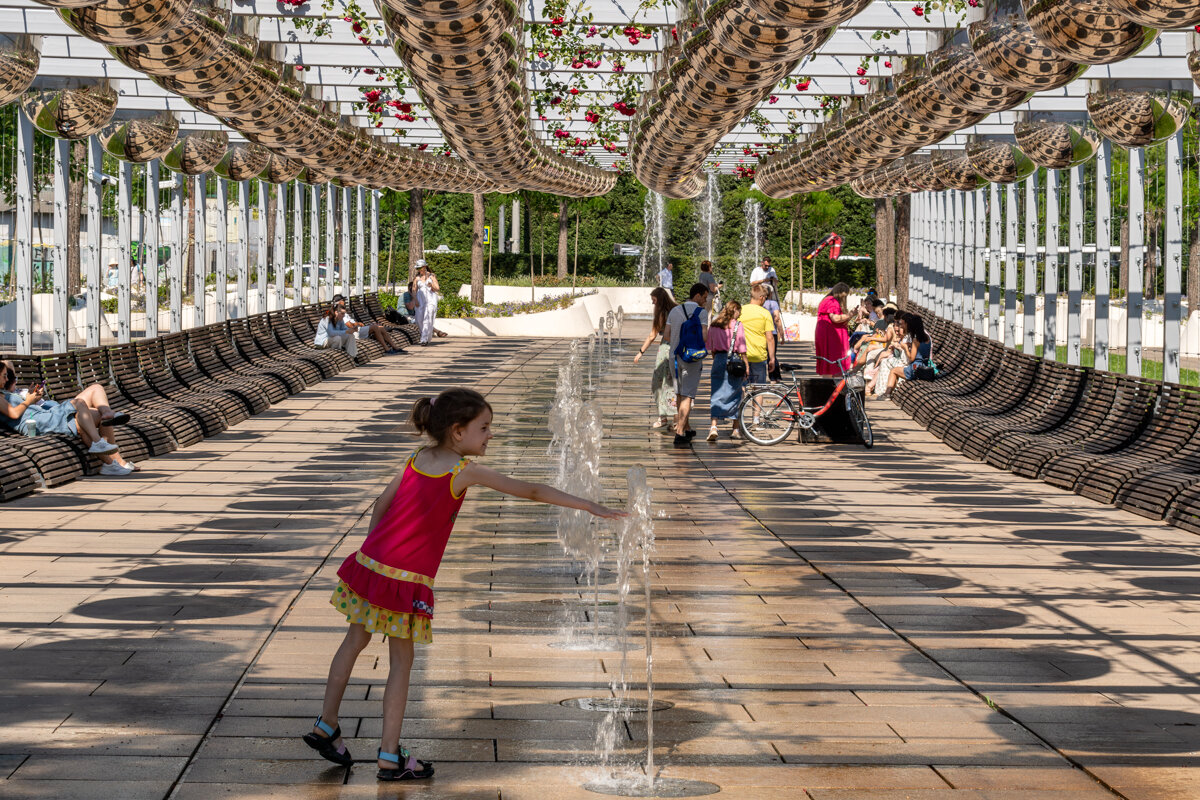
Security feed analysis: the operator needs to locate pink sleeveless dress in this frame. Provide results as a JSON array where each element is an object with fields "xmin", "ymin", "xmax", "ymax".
[{"xmin": 330, "ymin": 449, "xmax": 468, "ymax": 643}]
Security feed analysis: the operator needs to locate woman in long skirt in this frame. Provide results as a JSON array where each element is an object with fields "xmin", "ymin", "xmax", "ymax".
[
  {"xmin": 633, "ymin": 287, "xmax": 678, "ymax": 429},
  {"xmin": 705, "ymin": 301, "xmax": 746, "ymax": 441},
  {"xmin": 413, "ymin": 259, "xmax": 439, "ymax": 345},
  {"xmin": 814, "ymin": 282, "xmax": 852, "ymax": 375}
]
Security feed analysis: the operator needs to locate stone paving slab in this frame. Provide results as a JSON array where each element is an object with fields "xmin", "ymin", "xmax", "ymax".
[{"xmin": 3, "ymin": 328, "xmax": 1198, "ymax": 798}]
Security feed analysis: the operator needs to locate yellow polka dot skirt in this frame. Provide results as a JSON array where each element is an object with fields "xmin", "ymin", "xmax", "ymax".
[{"xmin": 330, "ymin": 580, "xmax": 433, "ymax": 643}]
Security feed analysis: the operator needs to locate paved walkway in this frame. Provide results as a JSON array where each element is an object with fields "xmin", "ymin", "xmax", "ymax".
[{"xmin": 1, "ymin": 330, "xmax": 1198, "ymax": 799}]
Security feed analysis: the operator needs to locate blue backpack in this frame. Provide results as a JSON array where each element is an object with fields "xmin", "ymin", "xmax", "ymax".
[{"xmin": 674, "ymin": 304, "xmax": 708, "ymax": 363}]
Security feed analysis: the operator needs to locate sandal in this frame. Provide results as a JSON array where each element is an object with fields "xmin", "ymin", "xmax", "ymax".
[
  {"xmin": 302, "ymin": 716, "xmax": 353, "ymax": 767},
  {"xmin": 377, "ymin": 747, "xmax": 434, "ymax": 781}
]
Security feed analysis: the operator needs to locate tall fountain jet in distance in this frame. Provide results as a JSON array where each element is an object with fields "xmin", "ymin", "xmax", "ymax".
[
  {"xmin": 736, "ymin": 199, "xmax": 763, "ymax": 280},
  {"xmin": 696, "ymin": 170, "xmax": 723, "ymax": 263},
  {"xmin": 639, "ymin": 190, "xmax": 666, "ymax": 284}
]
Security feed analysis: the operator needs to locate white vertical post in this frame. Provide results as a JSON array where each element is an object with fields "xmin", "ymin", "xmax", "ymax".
[
  {"xmin": 86, "ymin": 138, "xmax": 102, "ymax": 346},
  {"xmin": 145, "ymin": 160, "xmax": 160, "ymax": 339},
  {"xmin": 116, "ymin": 160, "xmax": 132, "ymax": 344},
  {"xmin": 1095, "ymin": 141, "xmax": 1112, "ymax": 372},
  {"xmin": 1005, "ymin": 182, "xmax": 1018, "ymax": 348},
  {"xmin": 14, "ymin": 109, "xmax": 33, "ymax": 354},
  {"xmin": 235, "ymin": 180, "xmax": 248, "ymax": 318},
  {"xmin": 915, "ymin": 193, "xmax": 925, "ymax": 307},
  {"xmin": 273, "ymin": 182, "xmax": 285, "ymax": 311},
  {"xmin": 937, "ymin": 191, "xmax": 947, "ymax": 318},
  {"xmin": 256, "ymin": 180, "xmax": 267, "ymax": 314},
  {"xmin": 370, "ymin": 189, "xmax": 379, "ymax": 292},
  {"xmin": 340, "ymin": 185, "xmax": 350, "ymax": 297},
  {"xmin": 1163, "ymin": 130, "xmax": 1183, "ymax": 384},
  {"xmin": 355, "ymin": 185, "xmax": 365, "ymax": 296},
  {"xmin": 215, "ymin": 178, "xmax": 228, "ymax": 321},
  {"xmin": 52, "ymin": 138, "xmax": 69, "ymax": 353},
  {"xmin": 952, "ymin": 191, "xmax": 963, "ymax": 324},
  {"xmin": 325, "ymin": 185, "xmax": 335, "ymax": 302},
  {"xmin": 304, "ymin": 184, "xmax": 314, "ymax": 303},
  {"xmin": 193, "ymin": 175, "xmax": 207, "ymax": 328},
  {"xmin": 1128, "ymin": 147, "xmax": 1145, "ymax": 377},
  {"xmin": 170, "ymin": 176, "xmax": 183, "ymax": 333},
  {"xmin": 292, "ymin": 183, "xmax": 303, "ymax": 306},
  {"xmin": 989, "ymin": 182, "xmax": 1001, "ymax": 341},
  {"xmin": 1023, "ymin": 173, "xmax": 1038, "ymax": 354},
  {"xmin": 1066, "ymin": 164, "xmax": 1084, "ymax": 365},
  {"xmin": 1043, "ymin": 169, "xmax": 1059, "ymax": 360},
  {"xmin": 974, "ymin": 188, "xmax": 986, "ymax": 334}
]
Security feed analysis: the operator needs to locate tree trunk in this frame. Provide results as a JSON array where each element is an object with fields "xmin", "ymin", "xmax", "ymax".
[
  {"xmin": 874, "ymin": 197, "xmax": 890, "ymax": 297},
  {"xmin": 573, "ymin": 207, "xmax": 579, "ymax": 294},
  {"xmin": 894, "ymin": 194, "xmax": 911, "ymax": 305},
  {"xmin": 408, "ymin": 188, "xmax": 424, "ymax": 279},
  {"xmin": 539, "ymin": 198, "xmax": 545, "ymax": 276},
  {"xmin": 557, "ymin": 196, "xmax": 569, "ymax": 278},
  {"xmin": 1118, "ymin": 216, "xmax": 1129, "ymax": 299},
  {"xmin": 67, "ymin": 140, "xmax": 84, "ymax": 296},
  {"xmin": 470, "ymin": 193, "xmax": 484, "ymax": 305},
  {"xmin": 1188, "ymin": 225, "xmax": 1200, "ymax": 315},
  {"xmin": 788, "ymin": 214, "xmax": 795, "ymax": 305},
  {"xmin": 1144, "ymin": 223, "xmax": 1158, "ymax": 300}
]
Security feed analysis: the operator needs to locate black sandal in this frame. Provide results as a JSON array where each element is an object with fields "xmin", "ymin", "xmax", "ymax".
[
  {"xmin": 377, "ymin": 747, "xmax": 434, "ymax": 781},
  {"xmin": 302, "ymin": 716, "xmax": 353, "ymax": 767}
]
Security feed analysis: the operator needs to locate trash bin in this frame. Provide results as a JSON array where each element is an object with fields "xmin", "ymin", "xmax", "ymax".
[{"xmin": 796, "ymin": 375, "xmax": 864, "ymax": 444}]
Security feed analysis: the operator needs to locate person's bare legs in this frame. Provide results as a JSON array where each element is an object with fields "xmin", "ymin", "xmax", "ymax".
[
  {"xmin": 315, "ymin": 624, "xmax": 372, "ymax": 751},
  {"xmin": 675, "ymin": 395, "xmax": 694, "ymax": 436},
  {"xmin": 886, "ymin": 365, "xmax": 905, "ymax": 393},
  {"xmin": 378, "ymin": 634, "xmax": 416, "ymax": 767},
  {"xmin": 75, "ymin": 384, "xmax": 115, "ymax": 421},
  {"xmin": 370, "ymin": 324, "xmax": 398, "ymax": 350}
]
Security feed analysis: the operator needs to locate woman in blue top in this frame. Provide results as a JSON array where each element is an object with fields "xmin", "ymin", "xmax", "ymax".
[
  {"xmin": 883, "ymin": 314, "xmax": 932, "ymax": 396},
  {"xmin": 1, "ymin": 361, "xmax": 137, "ymax": 475}
]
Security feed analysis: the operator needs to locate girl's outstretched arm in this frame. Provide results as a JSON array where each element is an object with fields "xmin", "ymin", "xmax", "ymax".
[{"xmin": 457, "ymin": 463, "xmax": 626, "ymax": 518}]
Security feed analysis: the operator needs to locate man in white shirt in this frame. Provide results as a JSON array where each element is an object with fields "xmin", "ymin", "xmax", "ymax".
[
  {"xmin": 750, "ymin": 256, "xmax": 785, "ymax": 349},
  {"xmin": 333, "ymin": 295, "xmax": 405, "ymax": 354},
  {"xmin": 665, "ymin": 282, "xmax": 710, "ymax": 448},
  {"xmin": 657, "ymin": 262, "xmax": 674, "ymax": 291}
]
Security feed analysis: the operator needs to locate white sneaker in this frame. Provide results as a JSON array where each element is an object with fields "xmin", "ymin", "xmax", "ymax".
[
  {"xmin": 99, "ymin": 462, "xmax": 134, "ymax": 476},
  {"xmin": 88, "ymin": 440, "xmax": 119, "ymax": 455}
]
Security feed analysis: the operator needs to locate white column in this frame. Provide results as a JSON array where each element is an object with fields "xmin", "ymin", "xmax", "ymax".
[
  {"xmin": 116, "ymin": 160, "xmax": 132, "ymax": 344},
  {"xmin": 273, "ymin": 182, "xmax": 286, "ymax": 311},
  {"xmin": 255, "ymin": 180, "xmax": 267, "ymax": 313},
  {"xmin": 52, "ymin": 138, "xmax": 69, "ymax": 353},
  {"xmin": 340, "ymin": 185, "xmax": 350, "ymax": 297},
  {"xmin": 511, "ymin": 196, "xmax": 521, "ymax": 253},
  {"xmin": 1163, "ymin": 130, "xmax": 1183, "ymax": 384},
  {"xmin": 1066, "ymin": 164, "xmax": 1084, "ymax": 365},
  {"xmin": 214, "ymin": 178, "xmax": 228, "ymax": 321},
  {"xmin": 974, "ymin": 188, "xmax": 986, "ymax": 334},
  {"xmin": 1023, "ymin": 173, "xmax": 1038, "ymax": 354},
  {"xmin": 14, "ymin": 109, "xmax": 33, "ymax": 354},
  {"xmin": 325, "ymin": 185, "xmax": 335, "ymax": 302},
  {"xmin": 308, "ymin": 184, "xmax": 319, "ymax": 303},
  {"xmin": 192, "ymin": 175, "xmax": 207, "ymax": 328},
  {"xmin": 952, "ymin": 191, "xmax": 964, "ymax": 324},
  {"xmin": 1043, "ymin": 169, "xmax": 1059, "ymax": 360},
  {"xmin": 145, "ymin": 160, "xmax": 160, "ymax": 339},
  {"xmin": 370, "ymin": 190, "xmax": 379, "ymax": 292},
  {"xmin": 989, "ymin": 182, "xmax": 1001, "ymax": 341},
  {"xmin": 293, "ymin": 183, "xmax": 303, "ymax": 306},
  {"xmin": 170, "ymin": 176, "xmax": 184, "ymax": 333},
  {"xmin": 1128, "ymin": 147, "xmax": 1145, "ymax": 377},
  {"xmin": 914, "ymin": 194, "xmax": 924, "ymax": 307},
  {"xmin": 1095, "ymin": 141, "xmax": 1112, "ymax": 371},
  {"xmin": 235, "ymin": 180, "xmax": 249, "ymax": 318},
  {"xmin": 355, "ymin": 185, "xmax": 365, "ymax": 296},
  {"xmin": 1004, "ymin": 182, "xmax": 1018, "ymax": 348},
  {"xmin": 86, "ymin": 138, "xmax": 103, "ymax": 346}
]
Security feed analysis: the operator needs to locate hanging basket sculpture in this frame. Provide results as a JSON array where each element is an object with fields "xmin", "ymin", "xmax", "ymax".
[
  {"xmin": 903, "ymin": 154, "xmax": 948, "ymax": 192},
  {"xmin": 745, "ymin": 0, "xmax": 872, "ymax": 28},
  {"xmin": 931, "ymin": 149, "xmax": 988, "ymax": 191},
  {"xmin": 1086, "ymin": 89, "xmax": 1192, "ymax": 147},
  {"xmin": 163, "ymin": 129, "xmax": 228, "ymax": 175},
  {"xmin": 296, "ymin": 165, "xmax": 330, "ymax": 186},
  {"xmin": 214, "ymin": 142, "xmax": 271, "ymax": 182},
  {"xmin": 926, "ymin": 43, "xmax": 1030, "ymax": 114},
  {"xmin": 258, "ymin": 153, "xmax": 303, "ymax": 184},
  {"xmin": 98, "ymin": 111, "xmax": 179, "ymax": 162},
  {"xmin": 895, "ymin": 60, "xmax": 989, "ymax": 130},
  {"xmin": 21, "ymin": 82, "xmax": 118, "ymax": 139},
  {"xmin": 1104, "ymin": 0, "xmax": 1200, "ymax": 28},
  {"xmin": 1190, "ymin": 41, "xmax": 1199, "ymax": 90},
  {"xmin": 59, "ymin": 0, "xmax": 192, "ymax": 47},
  {"xmin": 112, "ymin": 0, "xmax": 231, "ymax": 77},
  {"xmin": 967, "ymin": 139, "xmax": 1037, "ymax": 183},
  {"xmin": 0, "ymin": 36, "xmax": 40, "ymax": 108},
  {"xmin": 970, "ymin": 16, "xmax": 1088, "ymax": 91},
  {"xmin": 1022, "ymin": 0, "xmax": 1157, "ymax": 65},
  {"xmin": 1013, "ymin": 119, "xmax": 1101, "ymax": 168}
]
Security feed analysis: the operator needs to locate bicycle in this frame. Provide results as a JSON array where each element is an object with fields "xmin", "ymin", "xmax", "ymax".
[{"xmin": 736, "ymin": 353, "xmax": 873, "ymax": 448}]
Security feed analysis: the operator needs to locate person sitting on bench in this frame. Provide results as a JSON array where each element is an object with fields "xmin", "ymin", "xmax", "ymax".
[{"xmin": 333, "ymin": 294, "xmax": 404, "ymax": 354}]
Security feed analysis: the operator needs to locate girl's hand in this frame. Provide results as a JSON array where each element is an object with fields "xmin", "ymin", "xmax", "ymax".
[
  {"xmin": 587, "ymin": 501, "xmax": 627, "ymax": 519},
  {"xmin": 633, "ymin": 352, "xmax": 642, "ymax": 364}
]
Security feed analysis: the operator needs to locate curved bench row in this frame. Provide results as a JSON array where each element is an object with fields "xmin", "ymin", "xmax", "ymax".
[
  {"xmin": 894, "ymin": 304, "xmax": 1200, "ymax": 535},
  {"xmin": 0, "ymin": 292, "xmax": 417, "ymax": 502}
]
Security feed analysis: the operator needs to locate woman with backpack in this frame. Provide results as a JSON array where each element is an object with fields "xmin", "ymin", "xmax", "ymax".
[
  {"xmin": 666, "ymin": 283, "xmax": 711, "ymax": 448},
  {"xmin": 633, "ymin": 288, "xmax": 678, "ymax": 430}
]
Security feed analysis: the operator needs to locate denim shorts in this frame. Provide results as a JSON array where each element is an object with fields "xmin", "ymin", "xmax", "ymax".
[{"xmin": 747, "ymin": 360, "xmax": 768, "ymax": 385}]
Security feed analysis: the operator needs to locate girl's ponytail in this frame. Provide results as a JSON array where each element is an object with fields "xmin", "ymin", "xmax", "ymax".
[{"xmin": 410, "ymin": 397, "xmax": 434, "ymax": 434}]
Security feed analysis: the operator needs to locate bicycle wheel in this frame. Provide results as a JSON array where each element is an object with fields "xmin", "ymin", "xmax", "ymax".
[
  {"xmin": 737, "ymin": 388, "xmax": 796, "ymax": 445},
  {"xmin": 845, "ymin": 388, "xmax": 873, "ymax": 449}
]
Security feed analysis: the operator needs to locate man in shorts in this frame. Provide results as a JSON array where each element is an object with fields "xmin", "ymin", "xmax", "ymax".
[
  {"xmin": 666, "ymin": 282, "xmax": 710, "ymax": 448},
  {"xmin": 740, "ymin": 283, "xmax": 776, "ymax": 386}
]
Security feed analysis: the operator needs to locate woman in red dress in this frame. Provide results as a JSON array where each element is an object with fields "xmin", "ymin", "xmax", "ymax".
[{"xmin": 814, "ymin": 282, "xmax": 853, "ymax": 376}]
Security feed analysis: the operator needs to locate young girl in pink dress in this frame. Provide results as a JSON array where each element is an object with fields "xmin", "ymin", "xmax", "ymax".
[{"xmin": 302, "ymin": 388, "xmax": 624, "ymax": 781}]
